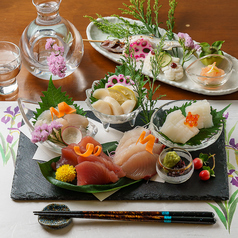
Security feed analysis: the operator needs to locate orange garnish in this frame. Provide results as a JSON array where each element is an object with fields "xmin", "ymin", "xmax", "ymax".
[
  {"xmin": 136, "ymin": 131, "xmax": 156, "ymax": 154},
  {"xmin": 50, "ymin": 102, "xmax": 76, "ymax": 120},
  {"xmin": 74, "ymin": 143, "xmax": 102, "ymax": 157},
  {"xmin": 184, "ymin": 112, "xmax": 200, "ymax": 127},
  {"xmin": 93, "ymin": 145, "xmax": 102, "ymax": 157}
]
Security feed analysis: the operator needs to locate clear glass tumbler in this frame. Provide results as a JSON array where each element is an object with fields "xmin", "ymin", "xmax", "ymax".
[{"xmin": 0, "ymin": 41, "xmax": 21, "ymax": 95}]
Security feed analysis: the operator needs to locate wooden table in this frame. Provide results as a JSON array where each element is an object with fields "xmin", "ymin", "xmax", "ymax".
[{"xmin": 1, "ymin": 0, "xmax": 238, "ymax": 101}]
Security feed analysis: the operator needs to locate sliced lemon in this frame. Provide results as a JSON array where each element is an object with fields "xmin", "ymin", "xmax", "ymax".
[
  {"xmin": 107, "ymin": 87, "xmax": 128, "ymax": 105},
  {"xmin": 158, "ymin": 52, "xmax": 172, "ymax": 67},
  {"xmin": 109, "ymin": 85, "xmax": 137, "ymax": 102}
]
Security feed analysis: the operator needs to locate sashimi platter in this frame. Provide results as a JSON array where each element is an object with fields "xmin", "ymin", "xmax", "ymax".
[{"xmin": 14, "ymin": 1, "xmax": 231, "ymax": 200}]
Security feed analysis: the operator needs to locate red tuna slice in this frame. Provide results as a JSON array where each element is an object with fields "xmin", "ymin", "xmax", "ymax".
[
  {"xmin": 78, "ymin": 136, "xmax": 102, "ymax": 153},
  {"xmin": 56, "ymin": 143, "xmax": 79, "ymax": 168},
  {"xmin": 121, "ymin": 151, "xmax": 158, "ymax": 180},
  {"xmin": 75, "ymin": 161, "xmax": 119, "ymax": 185},
  {"xmin": 77, "ymin": 154, "xmax": 125, "ymax": 178}
]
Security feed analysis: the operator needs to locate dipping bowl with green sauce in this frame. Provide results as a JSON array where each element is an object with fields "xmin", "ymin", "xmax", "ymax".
[{"xmin": 156, "ymin": 147, "xmax": 194, "ymax": 184}]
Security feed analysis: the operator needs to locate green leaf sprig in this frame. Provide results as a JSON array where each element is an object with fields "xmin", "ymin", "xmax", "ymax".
[
  {"xmin": 33, "ymin": 76, "xmax": 86, "ymax": 122},
  {"xmin": 166, "ymin": 0, "xmax": 177, "ymax": 40},
  {"xmin": 85, "ymin": 0, "xmax": 178, "ymax": 39},
  {"xmin": 119, "ymin": 0, "xmax": 163, "ymax": 37}
]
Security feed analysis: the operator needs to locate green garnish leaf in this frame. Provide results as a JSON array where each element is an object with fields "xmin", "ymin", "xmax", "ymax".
[
  {"xmin": 38, "ymin": 141, "xmax": 142, "ymax": 193},
  {"xmin": 34, "ymin": 76, "xmax": 86, "ymax": 122}
]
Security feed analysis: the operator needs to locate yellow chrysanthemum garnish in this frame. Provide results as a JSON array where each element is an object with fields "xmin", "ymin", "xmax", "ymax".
[{"xmin": 55, "ymin": 164, "xmax": 76, "ymax": 182}]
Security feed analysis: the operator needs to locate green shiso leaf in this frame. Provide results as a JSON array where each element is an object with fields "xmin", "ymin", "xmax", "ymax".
[
  {"xmin": 38, "ymin": 141, "xmax": 142, "ymax": 193},
  {"xmin": 34, "ymin": 76, "xmax": 86, "ymax": 121},
  {"xmin": 159, "ymin": 101, "xmax": 231, "ymax": 146}
]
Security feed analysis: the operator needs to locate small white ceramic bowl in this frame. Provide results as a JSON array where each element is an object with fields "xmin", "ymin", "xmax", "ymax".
[
  {"xmin": 85, "ymin": 80, "xmax": 143, "ymax": 131},
  {"xmin": 156, "ymin": 147, "xmax": 194, "ymax": 184},
  {"xmin": 18, "ymin": 98, "xmax": 98, "ymax": 154},
  {"xmin": 186, "ymin": 54, "xmax": 233, "ymax": 88}
]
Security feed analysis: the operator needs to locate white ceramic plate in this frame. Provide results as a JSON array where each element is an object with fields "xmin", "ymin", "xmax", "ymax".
[{"xmin": 86, "ymin": 16, "xmax": 238, "ymax": 96}]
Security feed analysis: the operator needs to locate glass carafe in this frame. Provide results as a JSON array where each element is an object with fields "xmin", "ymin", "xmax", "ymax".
[{"xmin": 19, "ymin": 0, "xmax": 84, "ymax": 80}]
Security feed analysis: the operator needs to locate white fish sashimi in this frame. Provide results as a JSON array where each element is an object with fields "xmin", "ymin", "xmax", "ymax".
[
  {"xmin": 63, "ymin": 114, "xmax": 89, "ymax": 128},
  {"xmin": 160, "ymin": 110, "xmax": 199, "ymax": 144},
  {"xmin": 115, "ymin": 127, "xmax": 151, "ymax": 154},
  {"xmin": 114, "ymin": 141, "xmax": 164, "ymax": 166},
  {"xmin": 185, "ymin": 100, "xmax": 213, "ymax": 129},
  {"xmin": 121, "ymin": 151, "xmax": 158, "ymax": 180}
]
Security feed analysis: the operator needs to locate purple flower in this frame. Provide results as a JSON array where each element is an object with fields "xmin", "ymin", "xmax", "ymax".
[
  {"xmin": 224, "ymin": 112, "xmax": 229, "ymax": 120},
  {"xmin": 229, "ymin": 138, "xmax": 238, "ymax": 150},
  {"xmin": 1, "ymin": 116, "xmax": 10, "ymax": 124},
  {"xmin": 6, "ymin": 134, "xmax": 13, "ymax": 144},
  {"xmin": 178, "ymin": 32, "xmax": 201, "ymax": 51},
  {"xmin": 231, "ymin": 176, "xmax": 238, "ymax": 187},
  {"xmin": 45, "ymin": 38, "xmax": 56, "ymax": 50},
  {"xmin": 31, "ymin": 121, "xmax": 63, "ymax": 143},
  {"xmin": 46, "ymin": 41, "xmax": 67, "ymax": 78}
]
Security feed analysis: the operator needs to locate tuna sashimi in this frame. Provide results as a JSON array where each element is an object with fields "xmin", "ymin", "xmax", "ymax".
[
  {"xmin": 75, "ymin": 161, "xmax": 119, "ymax": 185},
  {"xmin": 121, "ymin": 151, "xmax": 158, "ymax": 180},
  {"xmin": 56, "ymin": 143, "xmax": 79, "ymax": 168},
  {"xmin": 77, "ymin": 154, "xmax": 125, "ymax": 178}
]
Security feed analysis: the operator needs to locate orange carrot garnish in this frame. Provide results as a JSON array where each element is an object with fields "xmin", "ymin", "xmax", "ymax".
[
  {"xmin": 50, "ymin": 102, "xmax": 76, "ymax": 120},
  {"xmin": 136, "ymin": 131, "xmax": 156, "ymax": 154},
  {"xmin": 74, "ymin": 143, "xmax": 102, "ymax": 157},
  {"xmin": 184, "ymin": 112, "xmax": 200, "ymax": 127}
]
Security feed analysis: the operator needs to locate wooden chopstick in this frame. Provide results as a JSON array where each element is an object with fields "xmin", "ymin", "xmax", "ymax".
[
  {"xmin": 33, "ymin": 211, "xmax": 216, "ymax": 225},
  {"xmin": 34, "ymin": 210, "xmax": 214, "ymax": 217}
]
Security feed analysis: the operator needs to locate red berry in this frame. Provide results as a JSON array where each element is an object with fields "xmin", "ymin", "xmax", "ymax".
[
  {"xmin": 199, "ymin": 170, "xmax": 210, "ymax": 181},
  {"xmin": 193, "ymin": 158, "xmax": 203, "ymax": 170}
]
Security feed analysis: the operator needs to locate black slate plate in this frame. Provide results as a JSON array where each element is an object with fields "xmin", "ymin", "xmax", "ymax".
[{"xmin": 11, "ymin": 111, "xmax": 229, "ymax": 201}]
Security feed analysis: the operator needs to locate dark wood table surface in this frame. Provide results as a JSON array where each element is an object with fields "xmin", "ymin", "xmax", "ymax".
[{"xmin": 0, "ymin": 0, "xmax": 238, "ymax": 101}]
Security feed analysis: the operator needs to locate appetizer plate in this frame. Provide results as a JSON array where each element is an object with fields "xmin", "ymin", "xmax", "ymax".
[
  {"xmin": 18, "ymin": 98, "xmax": 98, "ymax": 154},
  {"xmin": 149, "ymin": 100, "xmax": 226, "ymax": 151},
  {"xmin": 86, "ymin": 16, "xmax": 238, "ymax": 96}
]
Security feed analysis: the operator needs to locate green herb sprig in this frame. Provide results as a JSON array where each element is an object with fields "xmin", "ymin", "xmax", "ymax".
[
  {"xmin": 34, "ymin": 77, "xmax": 86, "ymax": 122},
  {"xmin": 119, "ymin": 0, "xmax": 163, "ymax": 37},
  {"xmin": 85, "ymin": 0, "xmax": 178, "ymax": 39},
  {"xmin": 166, "ymin": 0, "xmax": 177, "ymax": 40}
]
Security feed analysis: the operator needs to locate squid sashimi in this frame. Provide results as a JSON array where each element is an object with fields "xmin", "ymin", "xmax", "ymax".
[
  {"xmin": 121, "ymin": 151, "xmax": 158, "ymax": 180},
  {"xmin": 160, "ymin": 110, "xmax": 199, "ymax": 144},
  {"xmin": 77, "ymin": 154, "xmax": 125, "ymax": 178},
  {"xmin": 75, "ymin": 161, "xmax": 119, "ymax": 186},
  {"xmin": 185, "ymin": 100, "xmax": 213, "ymax": 129}
]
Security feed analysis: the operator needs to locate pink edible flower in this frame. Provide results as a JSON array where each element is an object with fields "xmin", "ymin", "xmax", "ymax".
[
  {"xmin": 45, "ymin": 38, "xmax": 67, "ymax": 78},
  {"xmin": 45, "ymin": 38, "xmax": 56, "ymax": 50}
]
